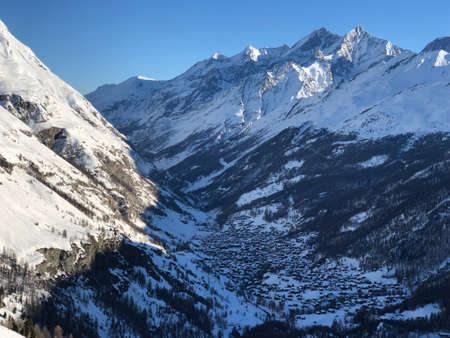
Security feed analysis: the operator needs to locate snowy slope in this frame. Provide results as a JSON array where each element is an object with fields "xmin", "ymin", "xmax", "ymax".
[
  {"xmin": 0, "ymin": 107, "xmax": 264, "ymax": 333},
  {"xmin": 0, "ymin": 19, "xmax": 152, "ymax": 182},
  {"xmin": 0, "ymin": 104, "xmax": 160, "ymax": 265},
  {"xmin": 0, "ymin": 19, "xmax": 166, "ymax": 267}
]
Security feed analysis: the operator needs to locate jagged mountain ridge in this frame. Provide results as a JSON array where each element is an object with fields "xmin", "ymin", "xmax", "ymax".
[{"xmin": 88, "ymin": 25, "xmax": 448, "ymax": 170}]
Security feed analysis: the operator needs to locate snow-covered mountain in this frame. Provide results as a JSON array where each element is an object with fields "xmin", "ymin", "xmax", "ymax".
[
  {"xmin": 0, "ymin": 17, "xmax": 161, "ymax": 265},
  {"xmin": 0, "ymin": 20, "xmax": 265, "ymax": 337},
  {"xmin": 88, "ymin": 25, "xmax": 449, "ymax": 169},
  {"xmin": 88, "ymin": 25, "xmax": 450, "ymax": 336}
]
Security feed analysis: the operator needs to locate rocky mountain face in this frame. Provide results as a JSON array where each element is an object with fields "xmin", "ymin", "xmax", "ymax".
[
  {"xmin": 0, "ymin": 20, "xmax": 262, "ymax": 337},
  {"xmin": 88, "ymin": 25, "xmax": 450, "ymax": 335}
]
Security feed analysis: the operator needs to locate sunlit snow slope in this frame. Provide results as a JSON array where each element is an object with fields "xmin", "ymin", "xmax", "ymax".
[{"xmin": 0, "ymin": 19, "xmax": 161, "ymax": 265}]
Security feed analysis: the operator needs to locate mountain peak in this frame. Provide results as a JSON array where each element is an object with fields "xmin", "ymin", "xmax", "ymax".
[
  {"xmin": 337, "ymin": 25, "xmax": 404, "ymax": 64},
  {"xmin": 343, "ymin": 24, "xmax": 369, "ymax": 42},
  {"xmin": 211, "ymin": 52, "xmax": 227, "ymax": 61},
  {"xmin": 314, "ymin": 27, "xmax": 332, "ymax": 36},
  {"xmin": 290, "ymin": 27, "xmax": 341, "ymax": 54},
  {"xmin": 121, "ymin": 75, "xmax": 158, "ymax": 84},
  {"xmin": 243, "ymin": 45, "xmax": 261, "ymax": 62},
  {"xmin": 422, "ymin": 36, "xmax": 450, "ymax": 53},
  {"xmin": 355, "ymin": 24, "xmax": 364, "ymax": 34}
]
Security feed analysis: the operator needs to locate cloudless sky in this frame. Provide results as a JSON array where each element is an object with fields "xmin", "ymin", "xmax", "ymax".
[{"xmin": 1, "ymin": 0, "xmax": 449, "ymax": 94}]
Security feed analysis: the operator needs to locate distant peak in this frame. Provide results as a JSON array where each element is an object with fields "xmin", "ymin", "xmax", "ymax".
[
  {"xmin": 344, "ymin": 25, "xmax": 369, "ymax": 41},
  {"xmin": 211, "ymin": 52, "xmax": 227, "ymax": 61},
  {"xmin": 245, "ymin": 45, "xmax": 258, "ymax": 53},
  {"xmin": 355, "ymin": 24, "xmax": 364, "ymax": 34},
  {"xmin": 291, "ymin": 27, "xmax": 340, "ymax": 52},
  {"xmin": 243, "ymin": 45, "xmax": 261, "ymax": 62},
  {"xmin": 422, "ymin": 37, "xmax": 450, "ymax": 53},
  {"xmin": 120, "ymin": 75, "xmax": 159, "ymax": 88},
  {"xmin": 311, "ymin": 27, "xmax": 331, "ymax": 36},
  {"xmin": 337, "ymin": 25, "xmax": 405, "ymax": 63}
]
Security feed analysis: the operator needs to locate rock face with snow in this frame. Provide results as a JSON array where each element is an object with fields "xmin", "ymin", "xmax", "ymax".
[
  {"xmin": 89, "ymin": 25, "xmax": 450, "ymax": 335},
  {"xmin": 88, "ymin": 26, "xmax": 449, "ymax": 166}
]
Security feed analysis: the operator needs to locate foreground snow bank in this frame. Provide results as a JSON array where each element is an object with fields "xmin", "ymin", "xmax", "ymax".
[{"xmin": 0, "ymin": 326, "xmax": 24, "ymax": 338}]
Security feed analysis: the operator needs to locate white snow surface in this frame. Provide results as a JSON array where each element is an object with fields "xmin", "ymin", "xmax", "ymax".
[
  {"xmin": 237, "ymin": 182, "xmax": 284, "ymax": 207},
  {"xmin": 0, "ymin": 20, "xmax": 144, "ymax": 177},
  {"xmin": 359, "ymin": 155, "xmax": 389, "ymax": 168},
  {"xmin": 340, "ymin": 211, "xmax": 371, "ymax": 232},
  {"xmin": 0, "ymin": 105, "xmax": 159, "ymax": 266},
  {"xmin": 284, "ymin": 160, "xmax": 304, "ymax": 170},
  {"xmin": 350, "ymin": 211, "xmax": 370, "ymax": 223},
  {"xmin": 0, "ymin": 326, "xmax": 23, "ymax": 338}
]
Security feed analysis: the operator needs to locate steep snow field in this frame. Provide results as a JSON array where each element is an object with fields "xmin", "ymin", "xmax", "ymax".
[
  {"xmin": 0, "ymin": 107, "xmax": 158, "ymax": 266},
  {"xmin": 0, "ymin": 20, "xmax": 132, "ymax": 172},
  {"xmin": 0, "ymin": 19, "xmax": 165, "ymax": 267}
]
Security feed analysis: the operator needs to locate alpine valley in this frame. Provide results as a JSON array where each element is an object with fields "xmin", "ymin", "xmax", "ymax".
[{"xmin": 0, "ymin": 18, "xmax": 449, "ymax": 337}]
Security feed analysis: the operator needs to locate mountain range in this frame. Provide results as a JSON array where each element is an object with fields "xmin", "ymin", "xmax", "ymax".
[{"xmin": 0, "ymin": 20, "xmax": 449, "ymax": 337}]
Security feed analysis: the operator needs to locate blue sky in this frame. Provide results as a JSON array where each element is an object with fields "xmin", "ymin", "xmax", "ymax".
[{"xmin": 1, "ymin": 0, "xmax": 449, "ymax": 94}]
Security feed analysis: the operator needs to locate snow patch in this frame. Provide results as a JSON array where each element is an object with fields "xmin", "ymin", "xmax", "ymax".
[
  {"xmin": 0, "ymin": 326, "xmax": 23, "ymax": 338},
  {"xmin": 237, "ymin": 183, "xmax": 284, "ymax": 207},
  {"xmin": 381, "ymin": 303, "xmax": 441, "ymax": 320},
  {"xmin": 359, "ymin": 155, "xmax": 388, "ymax": 168},
  {"xmin": 350, "ymin": 211, "xmax": 370, "ymax": 223},
  {"xmin": 284, "ymin": 160, "xmax": 304, "ymax": 170},
  {"xmin": 284, "ymin": 147, "xmax": 300, "ymax": 156}
]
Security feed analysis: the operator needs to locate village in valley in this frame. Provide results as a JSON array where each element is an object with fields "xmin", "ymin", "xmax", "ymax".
[{"xmin": 191, "ymin": 215, "xmax": 408, "ymax": 326}]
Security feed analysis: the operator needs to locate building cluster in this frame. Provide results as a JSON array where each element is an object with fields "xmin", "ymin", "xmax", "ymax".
[{"xmin": 193, "ymin": 219, "xmax": 406, "ymax": 317}]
